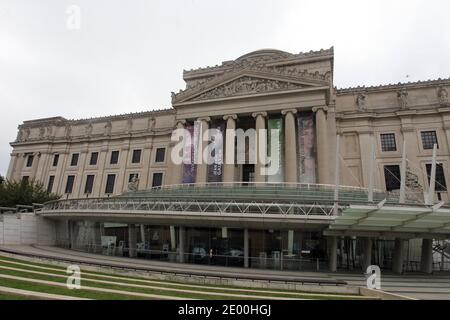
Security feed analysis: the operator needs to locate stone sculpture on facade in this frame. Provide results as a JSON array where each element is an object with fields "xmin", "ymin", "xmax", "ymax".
[
  {"xmin": 128, "ymin": 175, "xmax": 139, "ymax": 191},
  {"xmin": 437, "ymin": 86, "xmax": 448, "ymax": 105},
  {"xmin": 192, "ymin": 77, "xmax": 302, "ymax": 101},
  {"xmin": 38, "ymin": 126, "xmax": 45, "ymax": 139},
  {"xmin": 46, "ymin": 126, "xmax": 53, "ymax": 138},
  {"xmin": 104, "ymin": 121, "xmax": 112, "ymax": 136},
  {"xmin": 16, "ymin": 128, "xmax": 23, "ymax": 142},
  {"xmin": 126, "ymin": 118, "xmax": 133, "ymax": 134},
  {"xmin": 356, "ymin": 93, "xmax": 367, "ymax": 111},
  {"xmin": 397, "ymin": 88, "xmax": 408, "ymax": 109},
  {"xmin": 65, "ymin": 124, "xmax": 72, "ymax": 139},
  {"xmin": 85, "ymin": 122, "xmax": 93, "ymax": 137},
  {"xmin": 147, "ymin": 117, "xmax": 155, "ymax": 132}
]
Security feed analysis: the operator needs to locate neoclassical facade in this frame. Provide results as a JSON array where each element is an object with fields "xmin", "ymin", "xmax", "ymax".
[
  {"xmin": 7, "ymin": 47, "xmax": 450, "ymax": 200},
  {"xmin": 5, "ymin": 48, "xmax": 450, "ymax": 273}
]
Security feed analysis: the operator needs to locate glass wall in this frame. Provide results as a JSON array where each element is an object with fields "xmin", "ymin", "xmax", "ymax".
[{"xmin": 66, "ymin": 221, "xmax": 330, "ymax": 271}]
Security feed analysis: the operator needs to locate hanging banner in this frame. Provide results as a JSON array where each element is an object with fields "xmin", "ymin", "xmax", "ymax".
[
  {"xmin": 207, "ymin": 121, "xmax": 224, "ymax": 182},
  {"xmin": 181, "ymin": 124, "xmax": 197, "ymax": 183},
  {"xmin": 297, "ymin": 113, "xmax": 316, "ymax": 183},
  {"xmin": 267, "ymin": 117, "xmax": 284, "ymax": 183}
]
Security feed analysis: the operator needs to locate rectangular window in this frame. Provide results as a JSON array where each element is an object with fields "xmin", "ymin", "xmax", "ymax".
[
  {"xmin": 380, "ymin": 133, "xmax": 397, "ymax": 152},
  {"xmin": 52, "ymin": 154, "xmax": 59, "ymax": 167},
  {"xmin": 105, "ymin": 174, "xmax": 116, "ymax": 194},
  {"xmin": 110, "ymin": 151, "xmax": 119, "ymax": 165},
  {"xmin": 22, "ymin": 176, "xmax": 29, "ymax": 184},
  {"xmin": 89, "ymin": 152, "xmax": 98, "ymax": 165},
  {"xmin": 84, "ymin": 175, "xmax": 95, "ymax": 194},
  {"xmin": 70, "ymin": 153, "xmax": 79, "ymax": 166},
  {"xmin": 65, "ymin": 175, "xmax": 75, "ymax": 194},
  {"xmin": 47, "ymin": 176, "xmax": 55, "ymax": 193},
  {"xmin": 384, "ymin": 165, "xmax": 401, "ymax": 191},
  {"xmin": 426, "ymin": 163, "xmax": 447, "ymax": 191},
  {"xmin": 152, "ymin": 172, "xmax": 163, "ymax": 188},
  {"xmin": 155, "ymin": 148, "xmax": 165, "ymax": 163},
  {"xmin": 421, "ymin": 131, "xmax": 439, "ymax": 150},
  {"xmin": 132, "ymin": 149, "xmax": 142, "ymax": 164},
  {"xmin": 26, "ymin": 155, "xmax": 34, "ymax": 167}
]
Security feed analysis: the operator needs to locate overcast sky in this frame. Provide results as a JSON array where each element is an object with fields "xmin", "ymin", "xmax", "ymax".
[{"xmin": 0, "ymin": 0, "xmax": 449, "ymax": 175}]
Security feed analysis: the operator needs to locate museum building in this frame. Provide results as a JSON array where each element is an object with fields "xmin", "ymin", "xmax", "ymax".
[{"xmin": 5, "ymin": 47, "xmax": 450, "ymax": 273}]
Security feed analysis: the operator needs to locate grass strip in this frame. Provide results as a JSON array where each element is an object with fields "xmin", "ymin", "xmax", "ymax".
[{"xmin": 0, "ymin": 255, "xmax": 362, "ymax": 298}]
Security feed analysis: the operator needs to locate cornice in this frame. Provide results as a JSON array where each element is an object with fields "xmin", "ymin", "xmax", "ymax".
[
  {"xmin": 336, "ymin": 77, "xmax": 450, "ymax": 95},
  {"xmin": 20, "ymin": 108, "xmax": 174, "ymax": 129},
  {"xmin": 10, "ymin": 128, "xmax": 173, "ymax": 147}
]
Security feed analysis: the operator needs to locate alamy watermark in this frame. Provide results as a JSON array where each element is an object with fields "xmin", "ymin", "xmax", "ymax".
[
  {"xmin": 66, "ymin": 264, "xmax": 81, "ymax": 289},
  {"xmin": 365, "ymin": 265, "xmax": 381, "ymax": 289},
  {"xmin": 171, "ymin": 126, "xmax": 282, "ymax": 176}
]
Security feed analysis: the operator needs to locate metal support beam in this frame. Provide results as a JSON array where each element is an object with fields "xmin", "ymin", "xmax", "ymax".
[
  {"xmin": 368, "ymin": 136, "xmax": 376, "ymax": 202},
  {"xmin": 244, "ymin": 229, "xmax": 249, "ymax": 268},
  {"xmin": 399, "ymin": 140, "xmax": 407, "ymax": 204},
  {"xmin": 426, "ymin": 144, "xmax": 437, "ymax": 205},
  {"xmin": 334, "ymin": 135, "xmax": 340, "ymax": 215}
]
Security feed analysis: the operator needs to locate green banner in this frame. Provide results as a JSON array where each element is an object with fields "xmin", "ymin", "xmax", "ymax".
[{"xmin": 267, "ymin": 117, "xmax": 284, "ymax": 183}]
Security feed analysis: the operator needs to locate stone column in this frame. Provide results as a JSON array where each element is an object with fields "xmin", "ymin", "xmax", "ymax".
[
  {"xmin": 312, "ymin": 106, "xmax": 329, "ymax": 184},
  {"xmin": 140, "ymin": 225, "xmax": 146, "ymax": 244},
  {"xmin": 75, "ymin": 148, "xmax": 89, "ymax": 197},
  {"xmin": 328, "ymin": 236, "xmax": 337, "ymax": 272},
  {"xmin": 358, "ymin": 131, "xmax": 374, "ymax": 188},
  {"xmin": 252, "ymin": 112, "xmax": 267, "ymax": 184},
  {"xmin": 30, "ymin": 152, "xmax": 41, "ymax": 181},
  {"xmin": 223, "ymin": 114, "xmax": 237, "ymax": 186},
  {"xmin": 55, "ymin": 150, "xmax": 69, "ymax": 194},
  {"xmin": 95, "ymin": 142, "xmax": 109, "ymax": 196},
  {"xmin": 169, "ymin": 120, "xmax": 185, "ymax": 185},
  {"xmin": 361, "ymin": 238, "xmax": 373, "ymax": 271},
  {"xmin": 128, "ymin": 224, "xmax": 137, "ymax": 258},
  {"xmin": 392, "ymin": 238, "xmax": 405, "ymax": 274},
  {"xmin": 116, "ymin": 142, "xmax": 130, "ymax": 194},
  {"xmin": 195, "ymin": 117, "xmax": 210, "ymax": 185},
  {"xmin": 6, "ymin": 153, "xmax": 19, "ymax": 181},
  {"xmin": 34, "ymin": 151, "xmax": 49, "ymax": 183},
  {"xmin": 420, "ymin": 238, "xmax": 433, "ymax": 274},
  {"xmin": 140, "ymin": 144, "xmax": 153, "ymax": 189},
  {"xmin": 281, "ymin": 109, "xmax": 298, "ymax": 184},
  {"xmin": 244, "ymin": 228, "xmax": 249, "ymax": 268},
  {"xmin": 179, "ymin": 226, "xmax": 185, "ymax": 263}
]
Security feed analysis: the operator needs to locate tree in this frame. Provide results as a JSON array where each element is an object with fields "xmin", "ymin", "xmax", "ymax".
[{"xmin": 0, "ymin": 178, "xmax": 61, "ymax": 207}]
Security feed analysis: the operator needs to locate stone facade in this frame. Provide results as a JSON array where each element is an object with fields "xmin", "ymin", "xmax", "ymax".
[{"xmin": 6, "ymin": 47, "xmax": 450, "ymax": 203}]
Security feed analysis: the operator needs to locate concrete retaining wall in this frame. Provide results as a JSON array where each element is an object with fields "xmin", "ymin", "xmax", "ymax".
[{"xmin": 0, "ymin": 213, "xmax": 56, "ymax": 245}]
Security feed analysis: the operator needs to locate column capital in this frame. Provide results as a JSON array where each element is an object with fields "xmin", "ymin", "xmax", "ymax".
[
  {"xmin": 312, "ymin": 106, "xmax": 328, "ymax": 113},
  {"xmin": 252, "ymin": 111, "xmax": 267, "ymax": 118},
  {"xmin": 175, "ymin": 119, "xmax": 186, "ymax": 127},
  {"xmin": 197, "ymin": 116, "xmax": 211, "ymax": 122},
  {"xmin": 281, "ymin": 109, "xmax": 298, "ymax": 116},
  {"xmin": 223, "ymin": 114, "xmax": 237, "ymax": 121}
]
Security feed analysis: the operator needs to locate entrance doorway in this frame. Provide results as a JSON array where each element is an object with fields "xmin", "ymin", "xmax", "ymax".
[{"xmin": 242, "ymin": 164, "xmax": 254, "ymax": 185}]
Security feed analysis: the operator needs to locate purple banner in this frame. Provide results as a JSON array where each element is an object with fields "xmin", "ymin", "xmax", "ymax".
[{"xmin": 182, "ymin": 124, "xmax": 196, "ymax": 184}]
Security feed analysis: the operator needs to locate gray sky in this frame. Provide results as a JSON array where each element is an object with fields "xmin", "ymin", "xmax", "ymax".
[{"xmin": 1, "ymin": 0, "xmax": 449, "ymax": 175}]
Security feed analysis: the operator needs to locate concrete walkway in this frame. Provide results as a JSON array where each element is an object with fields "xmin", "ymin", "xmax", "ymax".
[{"xmin": 0, "ymin": 285, "xmax": 91, "ymax": 300}]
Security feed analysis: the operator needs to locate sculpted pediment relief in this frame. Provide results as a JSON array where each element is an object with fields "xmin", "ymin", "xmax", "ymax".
[
  {"xmin": 174, "ymin": 72, "xmax": 329, "ymax": 104},
  {"xmin": 172, "ymin": 52, "xmax": 332, "ymax": 104},
  {"xmin": 189, "ymin": 76, "xmax": 305, "ymax": 102}
]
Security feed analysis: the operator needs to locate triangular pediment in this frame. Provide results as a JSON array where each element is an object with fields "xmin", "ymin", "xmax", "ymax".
[{"xmin": 173, "ymin": 69, "xmax": 330, "ymax": 104}]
